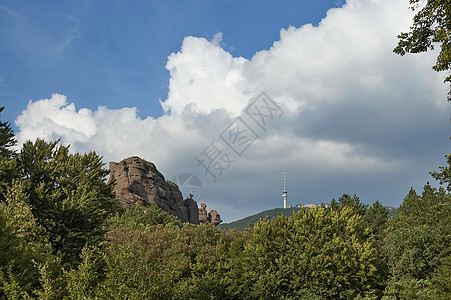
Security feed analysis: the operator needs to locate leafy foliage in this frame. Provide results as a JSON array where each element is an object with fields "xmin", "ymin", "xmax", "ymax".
[
  {"xmin": 240, "ymin": 207, "xmax": 386, "ymax": 299},
  {"xmin": 15, "ymin": 139, "xmax": 120, "ymax": 267},
  {"xmin": 0, "ymin": 107, "xmax": 17, "ymax": 202},
  {"xmin": 63, "ymin": 207, "xmax": 389, "ymax": 299},
  {"xmin": 431, "ymin": 153, "xmax": 451, "ymax": 191},
  {"xmin": 384, "ymin": 183, "xmax": 451, "ymax": 299},
  {"xmin": 364, "ymin": 200, "xmax": 389, "ymax": 250},
  {"xmin": 0, "ymin": 107, "xmax": 16, "ymax": 158},
  {"xmin": 64, "ymin": 245, "xmax": 106, "ymax": 300},
  {"xmin": 331, "ymin": 193, "xmax": 366, "ymax": 216},
  {"xmin": 429, "ymin": 255, "xmax": 451, "ymax": 299},
  {"xmin": 0, "ymin": 181, "xmax": 58, "ymax": 298},
  {"xmin": 109, "ymin": 201, "xmax": 181, "ymax": 232},
  {"xmin": 394, "ymin": 0, "xmax": 451, "ymax": 100},
  {"xmin": 64, "ymin": 222, "xmax": 241, "ymax": 299}
]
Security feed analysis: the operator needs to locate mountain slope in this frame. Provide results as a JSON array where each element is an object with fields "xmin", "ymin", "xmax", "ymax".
[
  {"xmin": 218, "ymin": 207, "xmax": 301, "ymax": 231},
  {"xmin": 218, "ymin": 206, "xmax": 398, "ymax": 231}
]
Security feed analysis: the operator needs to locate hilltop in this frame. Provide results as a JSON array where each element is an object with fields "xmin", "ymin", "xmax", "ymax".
[
  {"xmin": 218, "ymin": 207, "xmax": 301, "ymax": 231},
  {"xmin": 218, "ymin": 205, "xmax": 398, "ymax": 231}
]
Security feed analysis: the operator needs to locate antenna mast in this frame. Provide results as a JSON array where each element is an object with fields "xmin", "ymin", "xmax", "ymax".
[{"xmin": 283, "ymin": 171, "xmax": 287, "ymax": 209}]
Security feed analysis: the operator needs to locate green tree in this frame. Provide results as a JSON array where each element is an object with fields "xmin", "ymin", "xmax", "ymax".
[
  {"xmin": 172, "ymin": 223, "xmax": 231, "ymax": 300},
  {"xmin": 0, "ymin": 107, "xmax": 15, "ymax": 158},
  {"xmin": 429, "ymin": 255, "xmax": 451, "ymax": 299},
  {"xmin": 241, "ymin": 207, "xmax": 386, "ymax": 299},
  {"xmin": 384, "ymin": 184, "xmax": 451, "ymax": 299},
  {"xmin": 0, "ymin": 106, "xmax": 17, "ymax": 202},
  {"xmin": 74, "ymin": 218, "xmax": 243, "ymax": 299},
  {"xmin": 330, "ymin": 193, "xmax": 366, "ymax": 216},
  {"xmin": 394, "ymin": 0, "xmax": 451, "ymax": 99},
  {"xmin": 329, "ymin": 197, "xmax": 340, "ymax": 211},
  {"xmin": 431, "ymin": 153, "xmax": 451, "ymax": 191},
  {"xmin": 15, "ymin": 139, "xmax": 120, "ymax": 267},
  {"xmin": 0, "ymin": 181, "xmax": 60, "ymax": 298},
  {"xmin": 97, "ymin": 224, "xmax": 191, "ymax": 299},
  {"xmin": 108, "ymin": 201, "xmax": 181, "ymax": 232},
  {"xmin": 364, "ymin": 200, "xmax": 389, "ymax": 246},
  {"xmin": 65, "ymin": 246, "xmax": 106, "ymax": 300},
  {"xmin": 213, "ymin": 229, "xmax": 250, "ymax": 299}
]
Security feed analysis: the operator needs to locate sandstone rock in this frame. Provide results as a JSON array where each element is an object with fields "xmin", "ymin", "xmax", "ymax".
[
  {"xmin": 198, "ymin": 203, "xmax": 222, "ymax": 226},
  {"xmin": 209, "ymin": 210, "xmax": 222, "ymax": 226},
  {"xmin": 199, "ymin": 203, "xmax": 208, "ymax": 225},
  {"xmin": 184, "ymin": 196, "xmax": 199, "ymax": 225},
  {"xmin": 109, "ymin": 156, "xmax": 199, "ymax": 224}
]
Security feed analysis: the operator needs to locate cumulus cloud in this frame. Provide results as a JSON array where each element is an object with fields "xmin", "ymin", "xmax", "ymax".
[
  {"xmin": 162, "ymin": 33, "xmax": 254, "ymax": 116},
  {"xmin": 15, "ymin": 0, "xmax": 451, "ymax": 221},
  {"xmin": 16, "ymin": 93, "xmax": 206, "ymax": 171}
]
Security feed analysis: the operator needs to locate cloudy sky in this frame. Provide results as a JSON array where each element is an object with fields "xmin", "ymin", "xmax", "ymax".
[{"xmin": 1, "ymin": 0, "xmax": 450, "ymax": 222}]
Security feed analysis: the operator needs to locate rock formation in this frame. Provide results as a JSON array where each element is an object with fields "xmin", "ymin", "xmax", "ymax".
[
  {"xmin": 109, "ymin": 156, "xmax": 222, "ymax": 226},
  {"xmin": 208, "ymin": 210, "xmax": 222, "ymax": 226},
  {"xmin": 109, "ymin": 156, "xmax": 199, "ymax": 224},
  {"xmin": 199, "ymin": 203, "xmax": 208, "ymax": 224},
  {"xmin": 199, "ymin": 203, "xmax": 222, "ymax": 226}
]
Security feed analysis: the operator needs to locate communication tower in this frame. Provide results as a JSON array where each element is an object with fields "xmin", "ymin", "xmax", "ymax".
[{"xmin": 283, "ymin": 171, "xmax": 287, "ymax": 209}]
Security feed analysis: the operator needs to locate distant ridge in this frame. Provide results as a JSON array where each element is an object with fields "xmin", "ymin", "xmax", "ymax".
[
  {"xmin": 218, "ymin": 205, "xmax": 398, "ymax": 231},
  {"xmin": 218, "ymin": 207, "xmax": 301, "ymax": 231}
]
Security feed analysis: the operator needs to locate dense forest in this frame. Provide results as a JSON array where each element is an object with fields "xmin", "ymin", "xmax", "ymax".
[{"xmin": 0, "ymin": 106, "xmax": 450, "ymax": 299}]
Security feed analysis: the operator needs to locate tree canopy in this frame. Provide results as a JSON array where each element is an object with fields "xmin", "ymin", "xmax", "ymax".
[
  {"xmin": 431, "ymin": 152, "xmax": 451, "ymax": 191},
  {"xmin": 394, "ymin": 0, "xmax": 451, "ymax": 100},
  {"xmin": 0, "ymin": 107, "xmax": 15, "ymax": 158},
  {"xmin": 15, "ymin": 139, "xmax": 120, "ymax": 267},
  {"xmin": 0, "ymin": 107, "xmax": 17, "ymax": 202},
  {"xmin": 240, "ymin": 207, "xmax": 386, "ymax": 299},
  {"xmin": 384, "ymin": 183, "xmax": 451, "ymax": 299}
]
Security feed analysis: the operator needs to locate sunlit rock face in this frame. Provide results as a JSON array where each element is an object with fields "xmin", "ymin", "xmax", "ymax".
[
  {"xmin": 199, "ymin": 203, "xmax": 222, "ymax": 226},
  {"xmin": 109, "ymin": 156, "xmax": 199, "ymax": 224}
]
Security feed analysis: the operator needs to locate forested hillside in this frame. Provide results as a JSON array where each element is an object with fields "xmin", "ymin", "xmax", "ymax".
[
  {"xmin": 1, "ymin": 106, "xmax": 450, "ymax": 299},
  {"xmin": 218, "ymin": 207, "xmax": 301, "ymax": 231},
  {"xmin": 218, "ymin": 205, "xmax": 398, "ymax": 231}
]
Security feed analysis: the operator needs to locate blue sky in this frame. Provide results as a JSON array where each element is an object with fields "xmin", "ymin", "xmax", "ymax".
[
  {"xmin": 1, "ymin": 0, "xmax": 343, "ymax": 125},
  {"xmin": 1, "ymin": 0, "xmax": 450, "ymax": 222}
]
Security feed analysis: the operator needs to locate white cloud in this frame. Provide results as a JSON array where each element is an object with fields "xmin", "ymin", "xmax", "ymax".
[
  {"xmin": 16, "ymin": 94, "xmax": 205, "ymax": 170},
  {"xmin": 15, "ymin": 0, "xmax": 451, "ymax": 222},
  {"xmin": 246, "ymin": 0, "xmax": 437, "ymax": 108},
  {"xmin": 161, "ymin": 34, "xmax": 254, "ymax": 116},
  {"xmin": 16, "ymin": 94, "xmax": 96, "ymax": 143}
]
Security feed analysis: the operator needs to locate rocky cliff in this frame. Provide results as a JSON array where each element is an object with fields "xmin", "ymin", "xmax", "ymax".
[{"xmin": 109, "ymin": 156, "xmax": 199, "ymax": 224}]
